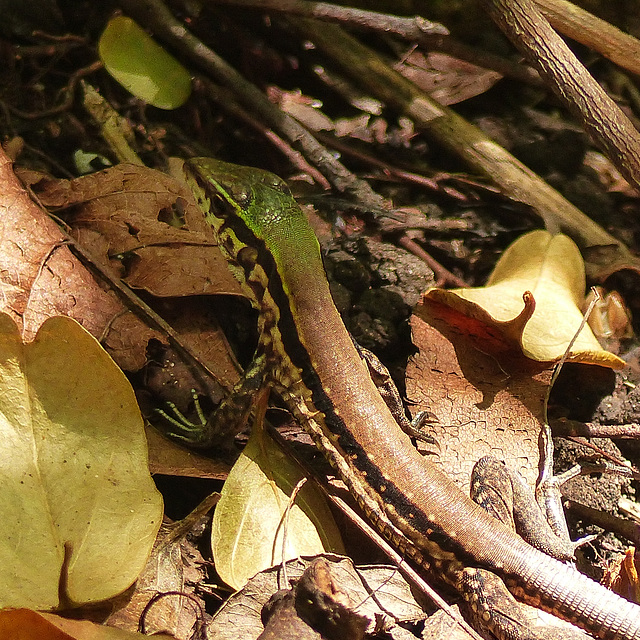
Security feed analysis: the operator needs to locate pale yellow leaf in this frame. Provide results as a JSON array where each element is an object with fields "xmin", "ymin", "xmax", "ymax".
[
  {"xmin": 426, "ymin": 230, "xmax": 624, "ymax": 367},
  {"xmin": 212, "ymin": 427, "xmax": 344, "ymax": 590},
  {"xmin": 0, "ymin": 314, "xmax": 164, "ymax": 609}
]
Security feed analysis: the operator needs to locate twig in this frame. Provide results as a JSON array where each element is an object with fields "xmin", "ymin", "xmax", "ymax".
[
  {"xmin": 117, "ymin": 0, "xmax": 388, "ymax": 211},
  {"xmin": 277, "ymin": 477, "xmax": 308, "ymax": 588},
  {"xmin": 564, "ymin": 499, "xmax": 640, "ymax": 548},
  {"xmin": 213, "ymin": 0, "xmax": 543, "ymax": 86},
  {"xmin": 13, "ymin": 41, "xmax": 84, "ymax": 58},
  {"xmin": 4, "ymin": 60, "xmax": 102, "ymax": 120},
  {"xmin": 210, "ymin": 0, "xmax": 448, "ymax": 38},
  {"xmin": 82, "ymin": 81, "xmax": 143, "ymax": 165},
  {"xmin": 534, "ymin": 0, "xmax": 640, "ymax": 78},
  {"xmin": 479, "ymin": 0, "xmax": 640, "ymax": 193},
  {"xmin": 313, "ymin": 130, "xmax": 468, "ymax": 201},
  {"xmin": 398, "ymin": 235, "xmax": 468, "ymax": 288},
  {"xmin": 551, "ymin": 419, "xmax": 640, "ymax": 439}
]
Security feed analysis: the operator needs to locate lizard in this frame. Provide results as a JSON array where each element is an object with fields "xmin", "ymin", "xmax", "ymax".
[{"xmin": 179, "ymin": 156, "xmax": 640, "ymax": 639}]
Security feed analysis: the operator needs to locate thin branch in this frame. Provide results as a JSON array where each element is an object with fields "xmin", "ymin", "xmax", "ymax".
[
  {"xmin": 535, "ymin": 0, "xmax": 640, "ymax": 78},
  {"xmin": 551, "ymin": 418, "xmax": 640, "ymax": 439},
  {"xmin": 212, "ymin": 0, "xmax": 542, "ymax": 86},
  {"xmin": 118, "ymin": 0, "xmax": 388, "ymax": 210},
  {"xmin": 479, "ymin": 0, "xmax": 640, "ymax": 193}
]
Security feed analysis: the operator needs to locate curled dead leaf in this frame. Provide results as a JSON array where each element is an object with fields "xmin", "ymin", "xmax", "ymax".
[{"xmin": 422, "ymin": 230, "xmax": 624, "ymax": 368}]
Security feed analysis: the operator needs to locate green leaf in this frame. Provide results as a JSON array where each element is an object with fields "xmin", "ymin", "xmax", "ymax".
[
  {"xmin": 98, "ymin": 16, "xmax": 191, "ymax": 110},
  {"xmin": 0, "ymin": 314, "xmax": 163, "ymax": 609},
  {"xmin": 212, "ymin": 426, "xmax": 344, "ymax": 590}
]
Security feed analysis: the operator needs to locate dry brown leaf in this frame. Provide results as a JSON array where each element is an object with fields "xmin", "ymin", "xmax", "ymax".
[
  {"xmin": 406, "ymin": 300, "xmax": 552, "ymax": 490},
  {"xmin": 273, "ymin": 87, "xmax": 335, "ymax": 131},
  {"xmin": 395, "ymin": 51, "xmax": 503, "ymax": 105},
  {"xmin": 0, "ymin": 149, "xmax": 159, "ymax": 372},
  {"xmin": 145, "ymin": 426, "xmax": 230, "ymax": 478},
  {"xmin": 0, "ymin": 610, "xmax": 75, "ymax": 640},
  {"xmin": 33, "ymin": 163, "xmax": 241, "ymax": 298},
  {"xmin": 30, "ymin": 163, "xmax": 244, "ymax": 402},
  {"xmin": 602, "ymin": 548, "xmax": 640, "ymax": 604},
  {"xmin": 0, "ymin": 609, "xmax": 176, "ymax": 639},
  {"xmin": 208, "ymin": 555, "xmax": 426, "ymax": 639}
]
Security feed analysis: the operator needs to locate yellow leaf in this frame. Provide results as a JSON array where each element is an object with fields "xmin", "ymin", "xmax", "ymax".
[
  {"xmin": 424, "ymin": 231, "xmax": 624, "ymax": 367},
  {"xmin": 0, "ymin": 314, "xmax": 163, "ymax": 609},
  {"xmin": 212, "ymin": 426, "xmax": 344, "ymax": 590}
]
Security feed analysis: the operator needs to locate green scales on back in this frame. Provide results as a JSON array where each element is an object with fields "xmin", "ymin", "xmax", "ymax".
[
  {"xmin": 184, "ymin": 157, "xmax": 344, "ymax": 392},
  {"xmin": 186, "ymin": 157, "xmax": 327, "ymax": 307}
]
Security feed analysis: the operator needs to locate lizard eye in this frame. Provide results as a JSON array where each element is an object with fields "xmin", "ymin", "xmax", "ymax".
[{"xmin": 226, "ymin": 184, "xmax": 252, "ymax": 208}]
